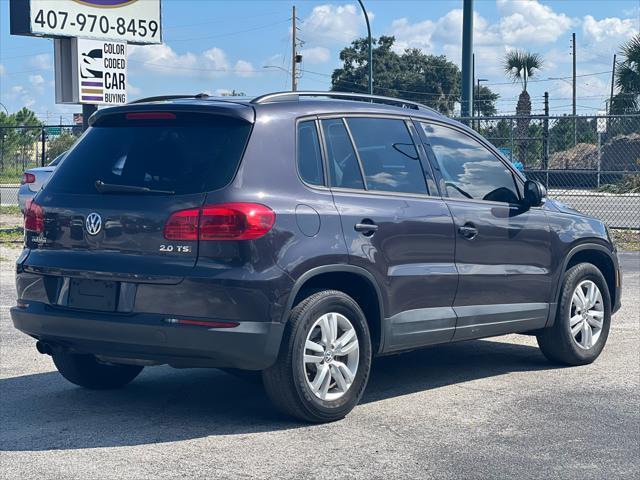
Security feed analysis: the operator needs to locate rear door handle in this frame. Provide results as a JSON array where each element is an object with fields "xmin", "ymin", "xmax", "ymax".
[
  {"xmin": 458, "ymin": 223, "xmax": 478, "ymax": 239},
  {"xmin": 354, "ymin": 222, "xmax": 378, "ymax": 235}
]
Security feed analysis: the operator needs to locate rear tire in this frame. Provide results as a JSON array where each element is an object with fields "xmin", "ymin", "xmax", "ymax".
[
  {"xmin": 52, "ymin": 352, "xmax": 143, "ymax": 389},
  {"xmin": 537, "ymin": 263, "xmax": 611, "ymax": 366},
  {"xmin": 262, "ymin": 290, "xmax": 372, "ymax": 423}
]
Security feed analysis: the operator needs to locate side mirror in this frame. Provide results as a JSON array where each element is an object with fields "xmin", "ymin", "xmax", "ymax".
[{"xmin": 523, "ymin": 180, "xmax": 547, "ymax": 207}]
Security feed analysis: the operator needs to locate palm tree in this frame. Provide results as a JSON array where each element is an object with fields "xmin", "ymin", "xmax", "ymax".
[
  {"xmin": 611, "ymin": 33, "xmax": 640, "ymax": 114},
  {"xmin": 503, "ymin": 50, "xmax": 543, "ymax": 165}
]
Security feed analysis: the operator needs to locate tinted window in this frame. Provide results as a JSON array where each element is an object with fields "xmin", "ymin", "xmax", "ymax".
[
  {"xmin": 421, "ymin": 122, "xmax": 520, "ymax": 203},
  {"xmin": 322, "ymin": 118, "xmax": 364, "ymax": 189},
  {"xmin": 347, "ymin": 118, "xmax": 426, "ymax": 194},
  {"xmin": 297, "ymin": 121, "xmax": 324, "ymax": 185},
  {"xmin": 46, "ymin": 114, "xmax": 252, "ymax": 195}
]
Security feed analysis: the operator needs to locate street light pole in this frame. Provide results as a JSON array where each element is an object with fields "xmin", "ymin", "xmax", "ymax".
[
  {"xmin": 461, "ymin": 0, "xmax": 474, "ymax": 118},
  {"xmin": 357, "ymin": 0, "xmax": 373, "ymax": 95}
]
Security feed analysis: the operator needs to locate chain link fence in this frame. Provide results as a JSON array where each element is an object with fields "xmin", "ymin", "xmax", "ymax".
[
  {"xmin": 458, "ymin": 114, "xmax": 640, "ymax": 229},
  {"xmin": 0, "ymin": 125, "xmax": 82, "ymax": 206},
  {"xmin": 1, "ymin": 116, "xmax": 639, "ymax": 228}
]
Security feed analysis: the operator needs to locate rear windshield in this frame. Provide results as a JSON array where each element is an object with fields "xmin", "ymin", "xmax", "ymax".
[{"xmin": 45, "ymin": 113, "xmax": 252, "ymax": 195}]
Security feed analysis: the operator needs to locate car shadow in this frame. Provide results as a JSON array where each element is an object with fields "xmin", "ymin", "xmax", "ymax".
[{"xmin": 0, "ymin": 338, "xmax": 554, "ymax": 452}]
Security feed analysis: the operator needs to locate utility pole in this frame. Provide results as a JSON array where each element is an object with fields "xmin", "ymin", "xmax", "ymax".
[
  {"xmin": 357, "ymin": 0, "xmax": 373, "ymax": 95},
  {"xmin": 291, "ymin": 5, "xmax": 298, "ymax": 92},
  {"xmin": 609, "ymin": 54, "xmax": 617, "ymax": 114},
  {"xmin": 572, "ymin": 32, "xmax": 577, "ymax": 145},
  {"xmin": 461, "ymin": 0, "xmax": 474, "ymax": 119}
]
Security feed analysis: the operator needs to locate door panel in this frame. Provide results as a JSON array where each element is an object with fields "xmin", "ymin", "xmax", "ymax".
[
  {"xmin": 418, "ymin": 121, "xmax": 553, "ymax": 339},
  {"xmin": 332, "ymin": 191, "xmax": 458, "ymax": 351},
  {"xmin": 321, "ymin": 116, "xmax": 458, "ymax": 352}
]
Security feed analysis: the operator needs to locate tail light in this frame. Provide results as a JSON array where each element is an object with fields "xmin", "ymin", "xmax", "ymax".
[
  {"xmin": 164, "ymin": 203, "xmax": 275, "ymax": 241},
  {"xmin": 22, "ymin": 173, "xmax": 35, "ymax": 184},
  {"xmin": 24, "ymin": 200, "xmax": 44, "ymax": 233}
]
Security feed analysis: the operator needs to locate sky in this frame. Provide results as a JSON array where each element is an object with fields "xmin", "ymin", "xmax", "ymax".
[{"xmin": 0, "ymin": 0, "xmax": 639, "ymax": 123}]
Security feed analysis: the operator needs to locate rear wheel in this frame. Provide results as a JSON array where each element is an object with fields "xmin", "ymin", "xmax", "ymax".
[
  {"xmin": 262, "ymin": 290, "xmax": 372, "ymax": 423},
  {"xmin": 537, "ymin": 263, "xmax": 611, "ymax": 366},
  {"xmin": 52, "ymin": 352, "xmax": 143, "ymax": 389}
]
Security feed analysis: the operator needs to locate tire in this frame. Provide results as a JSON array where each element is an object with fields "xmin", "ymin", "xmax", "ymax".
[
  {"xmin": 262, "ymin": 290, "xmax": 372, "ymax": 423},
  {"xmin": 52, "ymin": 352, "xmax": 143, "ymax": 389},
  {"xmin": 537, "ymin": 263, "xmax": 611, "ymax": 366}
]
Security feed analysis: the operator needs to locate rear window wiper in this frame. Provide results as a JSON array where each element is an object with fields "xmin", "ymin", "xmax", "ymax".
[{"xmin": 95, "ymin": 180, "xmax": 175, "ymax": 195}]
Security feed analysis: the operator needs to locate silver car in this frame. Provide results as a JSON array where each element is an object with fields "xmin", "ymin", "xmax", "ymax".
[{"xmin": 18, "ymin": 152, "xmax": 66, "ymax": 212}]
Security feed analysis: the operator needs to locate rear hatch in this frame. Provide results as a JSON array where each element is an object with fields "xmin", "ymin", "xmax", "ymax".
[{"xmin": 24, "ymin": 104, "xmax": 254, "ymax": 279}]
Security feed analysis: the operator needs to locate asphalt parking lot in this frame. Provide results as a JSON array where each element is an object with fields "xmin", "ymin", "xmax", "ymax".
[{"xmin": 1, "ymin": 246, "xmax": 638, "ymax": 480}]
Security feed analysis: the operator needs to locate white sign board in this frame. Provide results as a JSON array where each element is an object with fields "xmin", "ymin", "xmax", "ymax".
[
  {"xmin": 597, "ymin": 110, "xmax": 607, "ymax": 134},
  {"xmin": 11, "ymin": 0, "xmax": 161, "ymax": 44},
  {"xmin": 76, "ymin": 38, "xmax": 127, "ymax": 104}
]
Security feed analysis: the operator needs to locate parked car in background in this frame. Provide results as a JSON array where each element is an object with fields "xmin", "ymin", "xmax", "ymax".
[
  {"xmin": 18, "ymin": 152, "xmax": 67, "ymax": 212},
  {"xmin": 11, "ymin": 92, "xmax": 621, "ymax": 423}
]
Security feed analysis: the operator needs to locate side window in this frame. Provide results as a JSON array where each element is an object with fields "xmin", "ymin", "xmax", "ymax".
[
  {"xmin": 322, "ymin": 118, "xmax": 364, "ymax": 190},
  {"xmin": 297, "ymin": 121, "xmax": 324, "ymax": 186},
  {"xmin": 346, "ymin": 118, "xmax": 427, "ymax": 194},
  {"xmin": 421, "ymin": 122, "xmax": 520, "ymax": 203}
]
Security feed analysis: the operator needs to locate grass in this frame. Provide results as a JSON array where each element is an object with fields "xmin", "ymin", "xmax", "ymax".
[
  {"xmin": 0, "ymin": 228, "xmax": 23, "ymax": 244},
  {"xmin": 0, "ymin": 172, "xmax": 22, "ymax": 184},
  {"xmin": 1, "ymin": 205, "xmax": 22, "ymax": 216},
  {"xmin": 611, "ymin": 229, "xmax": 640, "ymax": 252}
]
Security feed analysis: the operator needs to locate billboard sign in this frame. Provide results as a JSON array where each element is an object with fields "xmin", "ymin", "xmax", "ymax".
[
  {"xmin": 55, "ymin": 38, "xmax": 127, "ymax": 105},
  {"xmin": 10, "ymin": 0, "xmax": 161, "ymax": 44},
  {"xmin": 77, "ymin": 38, "xmax": 127, "ymax": 104}
]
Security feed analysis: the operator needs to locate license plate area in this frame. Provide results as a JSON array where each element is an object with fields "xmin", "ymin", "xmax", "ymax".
[{"xmin": 68, "ymin": 279, "xmax": 118, "ymax": 312}]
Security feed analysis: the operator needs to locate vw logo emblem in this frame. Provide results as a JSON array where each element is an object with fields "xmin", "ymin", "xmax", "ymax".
[{"xmin": 85, "ymin": 212, "xmax": 102, "ymax": 235}]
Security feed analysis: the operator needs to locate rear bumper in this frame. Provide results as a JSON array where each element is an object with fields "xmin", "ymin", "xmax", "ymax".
[{"xmin": 11, "ymin": 302, "xmax": 284, "ymax": 370}]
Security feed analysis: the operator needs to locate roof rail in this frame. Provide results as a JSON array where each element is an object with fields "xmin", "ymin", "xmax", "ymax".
[
  {"xmin": 128, "ymin": 93, "xmax": 210, "ymax": 104},
  {"xmin": 251, "ymin": 91, "xmax": 441, "ymax": 114}
]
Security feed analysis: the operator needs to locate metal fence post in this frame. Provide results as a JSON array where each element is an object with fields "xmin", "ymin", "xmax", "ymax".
[
  {"xmin": 509, "ymin": 117, "xmax": 514, "ymax": 163},
  {"xmin": 40, "ymin": 127, "xmax": 46, "ymax": 167},
  {"xmin": 543, "ymin": 92, "xmax": 549, "ymax": 187},
  {"xmin": 597, "ymin": 131, "xmax": 602, "ymax": 189}
]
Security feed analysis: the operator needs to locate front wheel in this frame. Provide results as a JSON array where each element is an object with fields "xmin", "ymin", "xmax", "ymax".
[
  {"xmin": 262, "ymin": 290, "xmax": 372, "ymax": 423},
  {"xmin": 537, "ymin": 263, "xmax": 612, "ymax": 366},
  {"xmin": 52, "ymin": 352, "xmax": 143, "ymax": 389}
]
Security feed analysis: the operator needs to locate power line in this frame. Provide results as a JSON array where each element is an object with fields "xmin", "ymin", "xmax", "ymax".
[{"xmin": 167, "ymin": 19, "xmax": 289, "ymax": 43}]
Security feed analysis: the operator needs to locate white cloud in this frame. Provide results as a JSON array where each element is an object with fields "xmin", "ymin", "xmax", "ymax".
[
  {"xmin": 127, "ymin": 83, "xmax": 142, "ymax": 95},
  {"xmin": 8, "ymin": 85, "xmax": 36, "ymax": 108},
  {"xmin": 128, "ymin": 44, "xmax": 255, "ymax": 79},
  {"xmin": 29, "ymin": 53, "xmax": 52, "ymax": 71},
  {"xmin": 28, "ymin": 74, "xmax": 44, "ymax": 87},
  {"xmin": 233, "ymin": 59, "xmax": 256, "ymax": 78},
  {"xmin": 302, "ymin": 4, "xmax": 372, "ymax": 45},
  {"xmin": 390, "ymin": 10, "xmax": 499, "ymax": 53},
  {"xmin": 496, "ymin": 0, "xmax": 573, "ymax": 45},
  {"xmin": 582, "ymin": 15, "xmax": 637, "ymax": 46},
  {"xmin": 0, "ymin": 64, "xmax": 5, "ymax": 76},
  {"xmin": 301, "ymin": 46, "xmax": 331, "ymax": 64}
]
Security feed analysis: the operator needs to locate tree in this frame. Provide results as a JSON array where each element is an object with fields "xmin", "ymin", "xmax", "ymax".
[
  {"xmin": 331, "ymin": 36, "xmax": 461, "ymax": 115},
  {"xmin": 503, "ymin": 49, "xmax": 543, "ymax": 165},
  {"xmin": 47, "ymin": 132, "xmax": 78, "ymax": 162},
  {"xmin": 0, "ymin": 108, "xmax": 42, "ymax": 174},
  {"xmin": 503, "ymin": 49, "xmax": 543, "ymax": 116},
  {"xmin": 610, "ymin": 33, "xmax": 640, "ymax": 114},
  {"xmin": 474, "ymin": 84, "xmax": 499, "ymax": 116}
]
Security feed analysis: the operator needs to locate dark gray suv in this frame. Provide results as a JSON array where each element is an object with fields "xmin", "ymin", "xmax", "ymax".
[{"xmin": 12, "ymin": 92, "xmax": 621, "ymax": 423}]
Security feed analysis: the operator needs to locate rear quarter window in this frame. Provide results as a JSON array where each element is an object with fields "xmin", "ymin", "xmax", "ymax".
[{"xmin": 45, "ymin": 113, "xmax": 252, "ymax": 195}]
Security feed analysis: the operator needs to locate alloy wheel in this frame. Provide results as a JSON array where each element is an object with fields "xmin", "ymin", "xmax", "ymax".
[{"xmin": 303, "ymin": 312, "xmax": 360, "ymax": 401}]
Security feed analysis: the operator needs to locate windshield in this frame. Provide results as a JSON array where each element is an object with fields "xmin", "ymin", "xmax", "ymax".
[{"xmin": 45, "ymin": 113, "xmax": 252, "ymax": 195}]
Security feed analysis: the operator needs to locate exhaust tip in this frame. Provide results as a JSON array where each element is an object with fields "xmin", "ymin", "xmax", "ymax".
[{"xmin": 35, "ymin": 341, "xmax": 52, "ymax": 355}]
